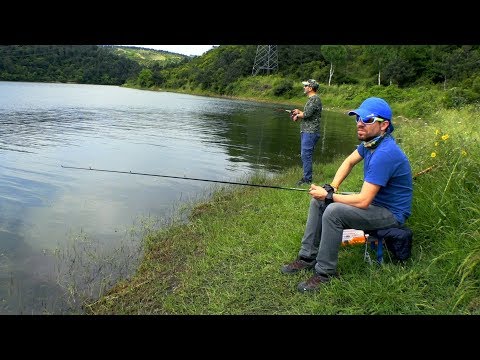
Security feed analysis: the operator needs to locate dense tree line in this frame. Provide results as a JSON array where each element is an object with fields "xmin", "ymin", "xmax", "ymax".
[
  {"xmin": 2, "ymin": 45, "xmax": 480, "ymax": 105},
  {"xmin": 145, "ymin": 45, "xmax": 480, "ymax": 97},
  {"xmin": 0, "ymin": 45, "xmax": 141, "ymax": 85}
]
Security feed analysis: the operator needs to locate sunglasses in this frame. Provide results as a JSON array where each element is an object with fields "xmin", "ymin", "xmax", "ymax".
[
  {"xmin": 355, "ymin": 115, "xmax": 387, "ymax": 125},
  {"xmin": 303, "ymin": 84, "xmax": 310, "ymax": 87}
]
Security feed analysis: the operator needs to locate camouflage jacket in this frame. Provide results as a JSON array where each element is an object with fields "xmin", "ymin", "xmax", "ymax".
[{"xmin": 300, "ymin": 94, "xmax": 322, "ymax": 133}]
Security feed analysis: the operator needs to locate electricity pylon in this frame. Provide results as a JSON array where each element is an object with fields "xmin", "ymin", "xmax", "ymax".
[{"xmin": 252, "ymin": 45, "xmax": 278, "ymax": 76}]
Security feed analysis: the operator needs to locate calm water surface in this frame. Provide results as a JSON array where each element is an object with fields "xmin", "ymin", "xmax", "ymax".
[{"xmin": 0, "ymin": 81, "xmax": 357, "ymax": 314}]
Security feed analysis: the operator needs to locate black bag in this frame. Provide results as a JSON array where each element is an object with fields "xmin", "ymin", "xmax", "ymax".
[{"xmin": 376, "ymin": 226, "xmax": 413, "ymax": 262}]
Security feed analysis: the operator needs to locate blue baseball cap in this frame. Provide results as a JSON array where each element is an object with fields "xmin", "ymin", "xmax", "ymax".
[{"xmin": 348, "ymin": 97, "xmax": 394, "ymax": 133}]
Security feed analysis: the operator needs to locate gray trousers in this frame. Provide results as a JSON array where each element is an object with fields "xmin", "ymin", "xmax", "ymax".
[{"xmin": 298, "ymin": 199, "xmax": 400, "ymax": 276}]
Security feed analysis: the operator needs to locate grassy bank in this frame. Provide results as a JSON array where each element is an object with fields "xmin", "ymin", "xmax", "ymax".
[
  {"xmin": 129, "ymin": 74, "xmax": 468, "ymax": 121},
  {"xmin": 85, "ymin": 101, "xmax": 480, "ymax": 314}
]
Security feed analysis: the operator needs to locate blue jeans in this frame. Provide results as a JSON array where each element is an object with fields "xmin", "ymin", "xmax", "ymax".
[
  {"xmin": 300, "ymin": 132, "xmax": 320, "ymax": 182},
  {"xmin": 298, "ymin": 200, "xmax": 400, "ymax": 276}
]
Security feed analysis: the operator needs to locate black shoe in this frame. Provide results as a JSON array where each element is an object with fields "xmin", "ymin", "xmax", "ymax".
[
  {"xmin": 281, "ymin": 258, "xmax": 316, "ymax": 274},
  {"xmin": 297, "ymin": 272, "xmax": 334, "ymax": 293},
  {"xmin": 296, "ymin": 178, "xmax": 310, "ymax": 186}
]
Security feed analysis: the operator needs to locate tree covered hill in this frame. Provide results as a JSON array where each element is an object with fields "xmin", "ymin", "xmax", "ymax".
[
  {"xmin": 0, "ymin": 45, "xmax": 192, "ymax": 86},
  {"xmin": 148, "ymin": 45, "xmax": 480, "ymax": 94},
  {"xmin": 2, "ymin": 45, "xmax": 480, "ymax": 108},
  {"xmin": 0, "ymin": 45, "xmax": 143, "ymax": 85}
]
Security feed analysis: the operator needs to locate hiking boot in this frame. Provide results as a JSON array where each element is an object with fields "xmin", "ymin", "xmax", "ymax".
[
  {"xmin": 296, "ymin": 178, "xmax": 311, "ymax": 186},
  {"xmin": 281, "ymin": 258, "xmax": 316, "ymax": 274},
  {"xmin": 297, "ymin": 272, "xmax": 332, "ymax": 293}
]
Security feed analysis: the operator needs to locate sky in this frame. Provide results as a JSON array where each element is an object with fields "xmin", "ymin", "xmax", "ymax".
[{"xmin": 123, "ymin": 45, "xmax": 216, "ymax": 56}]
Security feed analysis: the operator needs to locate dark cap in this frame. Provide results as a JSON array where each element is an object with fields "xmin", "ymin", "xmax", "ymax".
[{"xmin": 301, "ymin": 79, "xmax": 319, "ymax": 90}]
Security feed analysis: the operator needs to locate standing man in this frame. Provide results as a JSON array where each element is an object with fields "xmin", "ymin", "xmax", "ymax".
[
  {"xmin": 291, "ymin": 79, "xmax": 323, "ymax": 186},
  {"xmin": 282, "ymin": 97, "xmax": 413, "ymax": 293}
]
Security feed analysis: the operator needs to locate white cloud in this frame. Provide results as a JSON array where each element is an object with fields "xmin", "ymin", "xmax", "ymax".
[{"xmin": 122, "ymin": 45, "xmax": 216, "ymax": 56}]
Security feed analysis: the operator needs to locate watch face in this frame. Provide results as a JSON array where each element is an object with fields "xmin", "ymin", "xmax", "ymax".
[{"xmin": 323, "ymin": 184, "xmax": 334, "ymax": 193}]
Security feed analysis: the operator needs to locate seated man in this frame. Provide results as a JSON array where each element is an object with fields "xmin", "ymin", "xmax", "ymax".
[{"xmin": 281, "ymin": 97, "xmax": 413, "ymax": 292}]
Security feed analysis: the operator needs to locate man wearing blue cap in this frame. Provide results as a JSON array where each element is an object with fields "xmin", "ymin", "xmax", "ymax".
[{"xmin": 281, "ymin": 97, "xmax": 413, "ymax": 293}]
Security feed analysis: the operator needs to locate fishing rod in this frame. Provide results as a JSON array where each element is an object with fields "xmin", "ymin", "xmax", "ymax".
[
  {"xmin": 274, "ymin": 108, "xmax": 296, "ymax": 121},
  {"xmin": 60, "ymin": 165, "xmax": 309, "ymax": 192},
  {"xmin": 413, "ymin": 165, "xmax": 435, "ymax": 180},
  {"xmin": 61, "ymin": 161, "xmax": 435, "ymax": 195},
  {"xmin": 274, "ymin": 108, "xmax": 294, "ymax": 114}
]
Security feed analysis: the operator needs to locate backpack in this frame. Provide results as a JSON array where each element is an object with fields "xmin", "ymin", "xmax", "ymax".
[{"xmin": 375, "ymin": 226, "xmax": 413, "ymax": 262}]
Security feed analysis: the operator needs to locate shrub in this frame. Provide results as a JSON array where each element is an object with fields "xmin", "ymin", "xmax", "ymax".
[{"xmin": 273, "ymin": 79, "xmax": 293, "ymax": 96}]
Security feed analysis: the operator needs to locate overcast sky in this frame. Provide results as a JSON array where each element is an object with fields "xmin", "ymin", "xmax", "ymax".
[{"xmin": 123, "ymin": 45, "xmax": 216, "ymax": 56}]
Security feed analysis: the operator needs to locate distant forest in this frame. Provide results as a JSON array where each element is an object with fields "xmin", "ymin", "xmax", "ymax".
[
  {"xmin": 0, "ymin": 45, "xmax": 141, "ymax": 85},
  {"xmin": 150, "ymin": 45, "xmax": 480, "ymax": 92},
  {"xmin": 2, "ymin": 45, "xmax": 480, "ymax": 97}
]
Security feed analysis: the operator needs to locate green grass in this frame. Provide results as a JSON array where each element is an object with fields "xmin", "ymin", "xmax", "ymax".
[{"xmin": 84, "ymin": 96, "xmax": 480, "ymax": 315}]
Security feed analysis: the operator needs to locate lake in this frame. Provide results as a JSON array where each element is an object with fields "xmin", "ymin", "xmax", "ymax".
[{"xmin": 0, "ymin": 81, "xmax": 358, "ymax": 313}]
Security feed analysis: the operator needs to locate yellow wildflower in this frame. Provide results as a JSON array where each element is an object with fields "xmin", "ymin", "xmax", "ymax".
[
  {"xmin": 435, "ymin": 129, "xmax": 440, "ymax": 135},
  {"xmin": 461, "ymin": 150, "xmax": 467, "ymax": 156},
  {"xmin": 441, "ymin": 134, "xmax": 449, "ymax": 141},
  {"xmin": 431, "ymin": 152, "xmax": 437, "ymax": 158},
  {"xmin": 435, "ymin": 142, "xmax": 439, "ymax": 146}
]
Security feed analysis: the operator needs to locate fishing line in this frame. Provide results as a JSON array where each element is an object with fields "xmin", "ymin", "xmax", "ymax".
[{"xmin": 61, "ymin": 165, "xmax": 309, "ymax": 192}]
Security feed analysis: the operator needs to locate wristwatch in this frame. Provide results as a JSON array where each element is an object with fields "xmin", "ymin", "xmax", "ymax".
[
  {"xmin": 325, "ymin": 190, "xmax": 334, "ymax": 205},
  {"xmin": 323, "ymin": 184, "xmax": 335, "ymax": 205}
]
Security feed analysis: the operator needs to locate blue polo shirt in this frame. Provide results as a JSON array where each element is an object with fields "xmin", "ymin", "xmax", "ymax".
[{"xmin": 357, "ymin": 135, "xmax": 413, "ymax": 224}]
